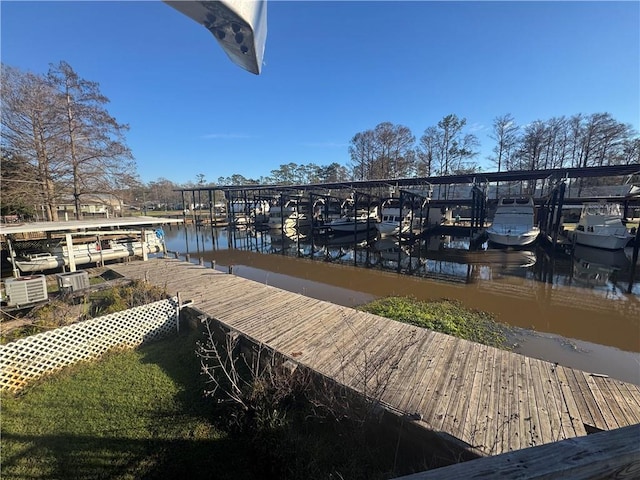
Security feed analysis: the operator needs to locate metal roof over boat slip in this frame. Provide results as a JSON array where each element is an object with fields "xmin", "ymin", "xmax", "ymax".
[{"xmin": 0, "ymin": 216, "xmax": 183, "ymax": 237}]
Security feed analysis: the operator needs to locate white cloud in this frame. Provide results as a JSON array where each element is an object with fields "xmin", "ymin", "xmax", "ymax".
[{"xmin": 468, "ymin": 122, "xmax": 486, "ymax": 133}]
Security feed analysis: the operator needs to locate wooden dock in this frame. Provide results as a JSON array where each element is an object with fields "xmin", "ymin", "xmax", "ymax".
[{"xmin": 109, "ymin": 258, "xmax": 640, "ymax": 457}]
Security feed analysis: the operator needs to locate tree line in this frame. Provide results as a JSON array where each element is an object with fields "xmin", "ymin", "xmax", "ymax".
[
  {"xmin": 2, "ymin": 61, "xmax": 638, "ymax": 218},
  {"xmin": 349, "ymin": 113, "xmax": 639, "ymax": 181}
]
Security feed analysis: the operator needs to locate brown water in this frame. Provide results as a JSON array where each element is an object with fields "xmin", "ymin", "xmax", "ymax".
[{"xmin": 164, "ymin": 226, "xmax": 640, "ymax": 384}]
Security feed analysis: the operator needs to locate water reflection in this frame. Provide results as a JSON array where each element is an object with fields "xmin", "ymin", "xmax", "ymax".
[
  {"xmin": 164, "ymin": 224, "xmax": 639, "ymax": 295},
  {"xmin": 162, "ymin": 224, "xmax": 640, "ymax": 358},
  {"xmin": 572, "ymin": 245, "xmax": 633, "ymax": 291}
]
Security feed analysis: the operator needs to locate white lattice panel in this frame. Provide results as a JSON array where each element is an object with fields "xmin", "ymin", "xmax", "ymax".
[{"xmin": 0, "ymin": 298, "xmax": 178, "ymax": 393}]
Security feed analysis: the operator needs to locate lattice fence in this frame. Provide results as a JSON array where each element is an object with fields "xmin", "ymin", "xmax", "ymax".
[{"xmin": 0, "ymin": 298, "xmax": 179, "ymax": 393}]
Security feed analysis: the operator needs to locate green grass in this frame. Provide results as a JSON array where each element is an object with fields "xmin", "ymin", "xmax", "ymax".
[
  {"xmin": 0, "ymin": 329, "xmax": 434, "ymax": 480},
  {"xmin": 360, "ymin": 296, "xmax": 512, "ymax": 349},
  {"xmin": 1, "ymin": 331, "xmax": 255, "ymax": 480}
]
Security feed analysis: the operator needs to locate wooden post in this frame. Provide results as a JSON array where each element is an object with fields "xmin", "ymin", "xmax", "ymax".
[
  {"xmin": 65, "ymin": 233, "xmax": 77, "ymax": 272},
  {"xmin": 6, "ymin": 237, "xmax": 20, "ymax": 278},
  {"xmin": 176, "ymin": 292, "xmax": 182, "ymax": 333},
  {"xmin": 628, "ymin": 226, "xmax": 640, "ymax": 294},
  {"xmin": 141, "ymin": 229, "xmax": 148, "ymax": 262},
  {"xmin": 185, "ymin": 253, "xmax": 190, "ymax": 263},
  {"xmin": 199, "ymin": 257, "xmax": 204, "ymax": 266},
  {"xmin": 97, "ymin": 234, "xmax": 104, "ymax": 267},
  {"xmin": 211, "ymin": 260, "xmax": 216, "ymax": 270}
]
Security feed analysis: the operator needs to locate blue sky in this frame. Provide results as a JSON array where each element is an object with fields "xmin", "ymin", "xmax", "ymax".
[{"xmin": 2, "ymin": 1, "xmax": 639, "ymax": 185}]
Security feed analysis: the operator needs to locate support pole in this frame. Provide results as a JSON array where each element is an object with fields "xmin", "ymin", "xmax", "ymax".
[
  {"xmin": 551, "ymin": 182, "xmax": 566, "ymax": 248},
  {"xmin": 176, "ymin": 292, "xmax": 182, "ymax": 333},
  {"xmin": 7, "ymin": 237, "xmax": 20, "ymax": 278},
  {"xmin": 628, "ymin": 226, "xmax": 639, "ymax": 294},
  {"xmin": 65, "ymin": 233, "xmax": 77, "ymax": 272},
  {"xmin": 141, "ymin": 229, "xmax": 148, "ymax": 262},
  {"xmin": 97, "ymin": 234, "xmax": 104, "ymax": 267}
]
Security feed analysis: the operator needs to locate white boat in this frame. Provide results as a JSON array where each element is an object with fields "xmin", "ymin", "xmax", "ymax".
[
  {"xmin": 327, "ymin": 208, "xmax": 378, "ymax": 234},
  {"xmin": 571, "ymin": 202, "xmax": 633, "ymax": 250},
  {"xmin": 229, "ymin": 199, "xmax": 270, "ymax": 226},
  {"xmin": 312, "ymin": 198, "xmax": 343, "ymax": 225},
  {"xmin": 9, "ymin": 230, "xmax": 165, "ymax": 273},
  {"xmin": 486, "ymin": 197, "xmax": 540, "ymax": 247},
  {"xmin": 376, "ymin": 199, "xmax": 416, "ymax": 236},
  {"xmin": 268, "ymin": 199, "xmax": 311, "ymax": 230}
]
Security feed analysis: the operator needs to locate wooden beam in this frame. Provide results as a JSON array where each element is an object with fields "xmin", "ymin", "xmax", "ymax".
[{"xmin": 393, "ymin": 424, "xmax": 640, "ymax": 480}]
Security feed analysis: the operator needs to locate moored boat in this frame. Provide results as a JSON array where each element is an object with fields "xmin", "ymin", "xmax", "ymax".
[
  {"xmin": 268, "ymin": 199, "xmax": 311, "ymax": 230},
  {"xmin": 570, "ymin": 202, "xmax": 632, "ymax": 250},
  {"xmin": 327, "ymin": 209, "xmax": 378, "ymax": 234},
  {"xmin": 376, "ymin": 198, "xmax": 416, "ymax": 237},
  {"xmin": 486, "ymin": 197, "xmax": 540, "ymax": 247},
  {"xmin": 9, "ymin": 230, "xmax": 165, "ymax": 273}
]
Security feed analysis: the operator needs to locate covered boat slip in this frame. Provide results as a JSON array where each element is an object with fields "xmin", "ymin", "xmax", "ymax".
[
  {"xmin": 0, "ymin": 217, "xmax": 183, "ymax": 277},
  {"xmin": 108, "ymin": 258, "xmax": 640, "ymax": 458}
]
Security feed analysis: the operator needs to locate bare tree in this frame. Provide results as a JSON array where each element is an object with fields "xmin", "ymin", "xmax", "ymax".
[
  {"xmin": 349, "ymin": 129, "xmax": 378, "ymax": 180},
  {"xmin": 420, "ymin": 114, "xmax": 479, "ymax": 179},
  {"xmin": 2, "ymin": 62, "xmax": 137, "ymax": 220},
  {"xmin": 620, "ymin": 137, "xmax": 640, "ymax": 165},
  {"xmin": 488, "ymin": 114, "xmax": 519, "ymax": 172},
  {"xmin": 416, "ymin": 126, "xmax": 437, "ymax": 177},
  {"xmin": 47, "ymin": 61, "xmax": 135, "ymax": 219},
  {"xmin": 1, "ymin": 64, "xmax": 67, "ymax": 220},
  {"xmin": 349, "ymin": 122, "xmax": 415, "ymax": 180},
  {"xmin": 513, "ymin": 121, "xmax": 547, "ymax": 172},
  {"xmin": 373, "ymin": 122, "xmax": 416, "ymax": 179}
]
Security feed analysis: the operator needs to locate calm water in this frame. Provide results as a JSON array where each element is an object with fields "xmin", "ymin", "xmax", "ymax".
[{"xmin": 162, "ymin": 224, "xmax": 640, "ymax": 384}]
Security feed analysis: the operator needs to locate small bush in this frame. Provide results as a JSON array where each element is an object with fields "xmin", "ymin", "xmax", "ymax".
[
  {"xmin": 360, "ymin": 296, "xmax": 512, "ymax": 349},
  {"xmin": 1, "ymin": 279, "xmax": 168, "ymax": 344},
  {"xmin": 89, "ymin": 280, "xmax": 167, "ymax": 316}
]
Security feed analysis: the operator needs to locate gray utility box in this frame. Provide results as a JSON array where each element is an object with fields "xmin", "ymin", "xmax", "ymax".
[
  {"xmin": 56, "ymin": 271, "xmax": 90, "ymax": 293},
  {"xmin": 5, "ymin": 275, "xmax": 48, "ymax": 307}
]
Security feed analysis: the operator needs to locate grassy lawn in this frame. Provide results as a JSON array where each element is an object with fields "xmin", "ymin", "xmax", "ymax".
[
  {"xmin": 1, "ymin": 330, "xmax": 256, "ymax": 480},
  {"xmin": 1, "ymin": 327, "xmax": 434, "ymax": 480}
]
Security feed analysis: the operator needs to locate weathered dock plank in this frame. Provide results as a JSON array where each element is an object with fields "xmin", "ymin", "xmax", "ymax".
[
  {"xmin": 527, "ymin": 356, "xmax": 556, "ymax": 444},
  {"xmin": 107, "ymin": 259, "xmax": 640, "ymax": 459},
  {"xmin": 394, "ymin": 332, "xmax": 441, "ymax": 414},
  {"xmin": 387, "ymin": 331, "xmax": 437, "ymax": 413},
  {"xmin": 393, "ymin": 424, "xmax": 640, "ymax": 480},
  {"xmin": 609, "ymin": 381, "xmax": 640, "ymax": 424},
  {"xmin": 288, "ymin": 308, "xmax": 364, "ymax": 370},
  {"xmin": 439, "ymin": 340, "xmax": 481, "ymax": 438},
  {"xmin": 546, "ymin": 363, "xmax": 573, "ymax": 442},
  {"xmin": 459, "ymin": 344, "xmax": 491, "ymax": 448},
  {"xmin": 274, "ymin": 303, "xmax": 350, "ymax": 357},
  {"xmin": 415, "ymin": 336, "xmax": 460, "ymax": 426},
  {"xmin": 583, "ymin": 372, "xmax": 621, "ymax": 430},
  {"xmin": 554, "ymin": 366, "xmax": 588, "ymax": 438},
  {"xmin": 507, "ymin": 351, "xmax": 524, "ymax": 451}
]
